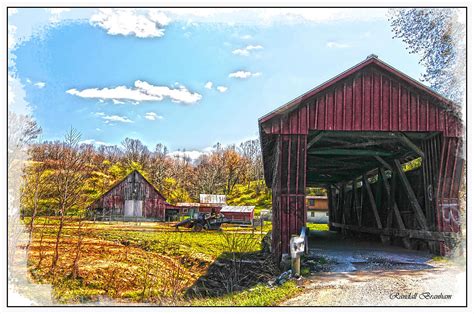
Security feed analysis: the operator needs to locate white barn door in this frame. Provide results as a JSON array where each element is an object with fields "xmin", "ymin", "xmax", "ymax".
[{"xmin": 125, "ymin": 200, "xmax": 143, "ymax": 217}]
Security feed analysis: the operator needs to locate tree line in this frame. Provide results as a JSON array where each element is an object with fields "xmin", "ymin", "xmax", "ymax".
[{"xmin": 20, "ymin": 127, "xmax": 266, "ymax": 218}]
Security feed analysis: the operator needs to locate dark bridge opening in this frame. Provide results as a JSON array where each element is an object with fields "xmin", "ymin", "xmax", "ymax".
[
  {"xmin": 308, "ymin": 130, "xmax": 445, "ymax": 252},
  {"xmin": 259, "ymin": 56, "xmax": 464, "ymax": 262}
]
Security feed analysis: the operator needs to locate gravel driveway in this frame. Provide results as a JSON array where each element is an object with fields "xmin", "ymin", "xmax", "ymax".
[{"xmin": 282, "ymin": 231, "xmax": 466, "ymax": 306}]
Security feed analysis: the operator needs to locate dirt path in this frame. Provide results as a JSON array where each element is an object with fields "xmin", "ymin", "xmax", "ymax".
[{"xmin": 282, "ymin": 231, "xmax": 466, "ymax": 306}]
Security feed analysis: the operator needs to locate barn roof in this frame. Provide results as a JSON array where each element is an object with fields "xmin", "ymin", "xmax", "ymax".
[
  {"xmin": 87, "ymin": 170, "xmax": 176, "ymax": 209},
  {"xmin": 259, "ymin": 55, "xmax": 464, "ymax": 187},
  {"xmin": 259, "ymin": 54, "xmax": 461, "ymax": 125},
  {"xmin": 220, "ymin": 206, "xmax": 255, "ymax": 213}
]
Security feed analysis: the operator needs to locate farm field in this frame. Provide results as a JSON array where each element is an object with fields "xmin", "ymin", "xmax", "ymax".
[{"xmin": 22, "ymin": 217, "xmax": 300, "ymax": 305}]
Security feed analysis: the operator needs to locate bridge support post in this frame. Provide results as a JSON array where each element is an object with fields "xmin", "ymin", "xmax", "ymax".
[{"xmin": 271, "ymin": 134, "xmax": 307, "ymax": 263}]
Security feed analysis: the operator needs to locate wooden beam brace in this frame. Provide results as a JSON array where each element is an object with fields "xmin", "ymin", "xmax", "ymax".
[
  {"xmin": 307, "ymin": 131, "xmax": 325, "ymax": 149},
  {"xmin": 380, "ymin": 169, "xmax": 406, "ymax": 230},
  {"xmin": 332, "ymin": 139, "xmax": 400, "ymax": 149},
  {"xmin": 308, "ymin": 158, "xmax": 374, "ymax": 168},
  {"xmin": 397, "ymin": 133, "xmax": 425, "ymax": 158},
  {"xmin": 374, "ymin": 156, "xmax": 393, "ymax": 171},
  {"xmin": 394, "ymin": 159, "xmax": 429, "ymax": 230},
  {"xmin": 309, "ymin": 148, "xmax": 393, "ymax": 157},
  {"xmin": 322, "ymin": 131, "xmax": 398, "ymax": 139},
  {"xmin": 330, "ymin": 222, "xmax": 458, "ymax": 242},
  {"xmin": 363, "ymin": 174, "xmax": 383, "ymax": 229}
]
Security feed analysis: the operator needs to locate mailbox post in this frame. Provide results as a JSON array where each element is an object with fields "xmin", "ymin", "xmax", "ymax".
[{"xmin": 290, "ymin": 234, "xmax": 305, "ymax": 276}]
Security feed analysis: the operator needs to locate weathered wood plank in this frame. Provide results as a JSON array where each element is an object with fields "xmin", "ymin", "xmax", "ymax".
[
  {"xmin": 307, "ymin": 131, "xmax": 325, "ymax": 149},
  {"xmin": 374, "ymin": 156, "xmax": 393, "ymax": 171},
  {"xmin": 394, "ymin": 159, "xmax": 429, "ymax": 230},
  {"xmin": 380, "ymin": 169, "xmax": 405, "ymax": 230},
  {"xmin": 397, "ymin": 133, "xmax": 425, "ymax": 158},
  {"xmin": 310, "ymin": 148, "xmax": 393, "ymax": 157},
  {"xmin": 363, "ymin": 174, "xmax": 383, "ymax": 229},
  {"xmin": 330, "ymin": 222, "xmax": 457, "ymax": 242}
]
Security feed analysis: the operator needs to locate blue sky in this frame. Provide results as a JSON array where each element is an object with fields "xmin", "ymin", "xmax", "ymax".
[{"xmin": 8, "ymin": 8, "xmax": 427, "ymax": 158}]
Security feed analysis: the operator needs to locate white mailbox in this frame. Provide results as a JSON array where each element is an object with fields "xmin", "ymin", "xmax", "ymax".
[{"xmin": 290, "ymin": 235, "xmax": 305, "ymax": 259}]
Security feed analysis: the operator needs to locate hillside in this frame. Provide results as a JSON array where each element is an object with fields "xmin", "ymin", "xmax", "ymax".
[{"xmin": 226, "ymin": 181, "xmax": 272, "ymax": 215}]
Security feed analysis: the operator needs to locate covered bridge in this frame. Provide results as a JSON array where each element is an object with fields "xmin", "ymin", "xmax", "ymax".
[
  {"xmin": 259, "ymin": 55, "xmax": 464, "ymax": 261},
  {"xmin": 88, "ymin": 170, "xmax": 178, "ymax": 220}
]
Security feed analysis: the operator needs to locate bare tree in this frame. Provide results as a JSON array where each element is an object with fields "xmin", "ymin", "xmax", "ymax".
[
  {"xmin": 121, "ymin": 138, "xmax": 150, "ymax": 169},
  {"xmin": 70, "ymin": 217, "xmax": 87, "ymax": 279},
  {"xmin": 49, "ymin": 128, "xmax": 92, "ymax": 274},
  {"xmin": 20, "ymin": 157, "xmax": 50, "ymax": 250},
  {"xmin": 149, "ymin": 143, "xmax": 173, "ymax": 191}
]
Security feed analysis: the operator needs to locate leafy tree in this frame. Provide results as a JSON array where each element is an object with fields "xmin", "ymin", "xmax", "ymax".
[
  {"xmin": 388, "ymin": 8, "xmax": 466, "ymax": 106},
  {"xmin": 161, "ymin": 177, "xmax": 192, "ymax": 204}
]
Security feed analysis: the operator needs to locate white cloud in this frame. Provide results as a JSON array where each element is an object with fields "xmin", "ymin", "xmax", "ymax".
[
  {"xmin": 33, "ymin": 82, "xmax": 46, "ymax": 88},
  {"xmin": 90, "ymin": 9, "xmax": 171, "ymax": 38},
  {"xmin": 47, "ymin": 8, "xmax": 72, "ymax": 23},
  {"xmin": 216, "ymin": 86, "xmax": 228, "ymax": 93},
  {"xmin": 80, "ymin": 139, "xmax": 110, "ymax": 146},
  {"xmin": 148, "ymin": 9, "xmax": 172, "ymax": 25},
  {"xmin": 232, "ymin": 44, "xmax": 263, "ymax": 56},
  {"xmin": 241, "ymin": 34, "xmax": 252, "ymax": 40},
  {"xmin": 67, "ymin": 85, "xmax": 158, "ymax": 102},
  {"xmin": 144, "ymin": 112, "xmax": 163, "ymax": 121},
  {"xmin": 112, "ymin": 99, "xmax": 125, "ymax": 104},
  {"xmin": 102, "ymin": 114, "xmax": 133, "ymax": 123},
  {"xmin": 326, "ymin": 41, "xmax": 350, "ymax": 49},
  {"xmin": 67, "ymin": 80, "xmax": 202, "ymax": 104},
  {"xmin": 204, "ymin": 81, "xmax": 213, "ymax": 89},
  {"xmin": 135, "ymin": 80, "xmax": 202, "ymax": 104},
  {"xmin": 229, "ymin": 71, "xmax": 262, "ymax": 79},
  {"xmin": 169, "ymin": 150, "xmax": 208, "ymax": 162},
  {"xmin": 160, "ymin": 8, "xmax": 386, "ymax": 26},
  {"xmin": 168, "ymin": 145, "xmax": 216, "ymax": 163}
]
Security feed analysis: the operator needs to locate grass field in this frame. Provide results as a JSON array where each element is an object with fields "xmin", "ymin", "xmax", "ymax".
[
  {"xmin": 23, "ymin": 217, "xmax": 301, "ymax": 305},
  {"xmin": 306, "ymin": 222, "xmax": 330, "ymax": 232}
]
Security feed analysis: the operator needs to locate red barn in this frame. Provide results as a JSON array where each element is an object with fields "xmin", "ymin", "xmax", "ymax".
[
  {"xmin": 88, "ymin": 170, "xmax": 178, "ymax": 221},
  {"xmin": 220, "ymin": 206, "xmax": 255, "ymax": 223}
]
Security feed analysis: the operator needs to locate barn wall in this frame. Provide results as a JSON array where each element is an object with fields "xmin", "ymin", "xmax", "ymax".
[{"xmin": 89, "ymin": 171, "xmax": 169, "ymax": 220}]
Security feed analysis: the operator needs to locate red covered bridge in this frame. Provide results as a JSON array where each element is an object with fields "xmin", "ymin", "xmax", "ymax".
[
  {"xmin": 88, "ymin": 170, "xmax": 178, "ymax": 220},
  {"xmin": 259, "ymin": 55, "xmax": 464, "ymax": 261}
]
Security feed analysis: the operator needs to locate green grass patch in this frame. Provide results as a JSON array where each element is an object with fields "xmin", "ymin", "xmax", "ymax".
[
  {"xmin": 306, "ymin": 223, "xmax": 329, "ymax": 232},
  {"xmin": 189, "ymin": 281, "xmax": 300, "ymax": 306}
]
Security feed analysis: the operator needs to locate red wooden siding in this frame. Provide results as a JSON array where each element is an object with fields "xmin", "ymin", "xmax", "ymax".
[
  {"xmin": 261, "ymin": 66, "xmax": 462, "ymax": 137},
  {"xmin": 259, "ymin": 56, "xmax": 464, "ymax": 259},
  {"xmin": 88, "ymin": 170, "xmax": 176, "ymax": 220}
]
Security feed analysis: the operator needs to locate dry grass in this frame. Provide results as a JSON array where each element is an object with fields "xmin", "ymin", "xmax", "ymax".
[{"xmin": 24, "ymin": 218, "xmax": 269, "ymax": 304}]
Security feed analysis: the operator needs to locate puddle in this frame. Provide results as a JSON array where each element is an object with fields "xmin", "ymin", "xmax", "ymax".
[{"xmin": 304, "ymin": 254, "xmax": 433, "ymax": 274}]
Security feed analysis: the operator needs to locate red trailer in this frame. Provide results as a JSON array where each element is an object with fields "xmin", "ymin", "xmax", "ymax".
[{"xmin": 219, "ymin": 206, "xmax": 255, "ymax": 224}]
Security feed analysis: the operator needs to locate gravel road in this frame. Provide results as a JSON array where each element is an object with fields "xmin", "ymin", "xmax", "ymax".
[{"xmin": 281, "ymin": 231, "xmax": 466, "ymax": 306}]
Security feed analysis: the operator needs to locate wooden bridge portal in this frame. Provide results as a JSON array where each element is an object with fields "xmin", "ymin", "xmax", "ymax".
[{"xmin": 259, "ymin": 55, "xmax": 464, "ymax": 261}]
